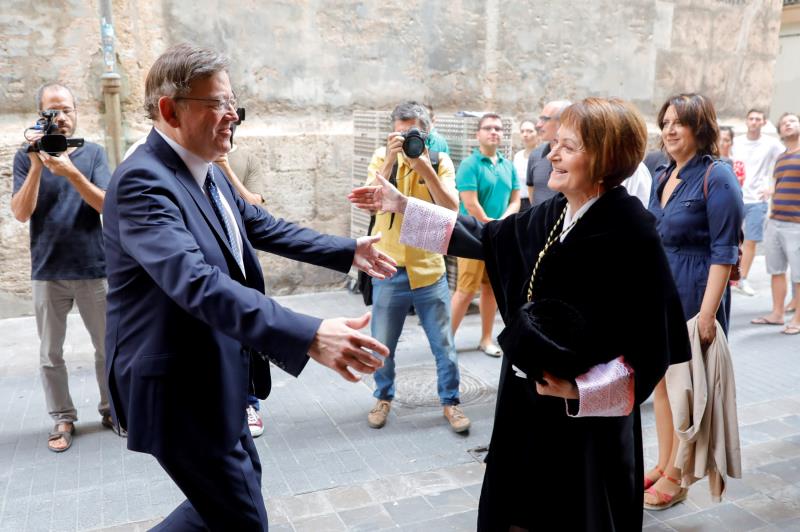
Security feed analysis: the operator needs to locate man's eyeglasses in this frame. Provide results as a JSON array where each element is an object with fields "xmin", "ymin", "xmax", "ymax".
[
  {"xmin": 480, "ymin": 126, "xmax": 503, "ymax": 132},
  {"xmin": 538, "ymin": 115, "xmax": 553, "ymax": 122},
  {"xmin": 174, "ymin": 96, "xmax": 238, "ymax": 112},
  {"xmin": 44, "ymin": 108, "xmax": 75, "ymax": 117}
]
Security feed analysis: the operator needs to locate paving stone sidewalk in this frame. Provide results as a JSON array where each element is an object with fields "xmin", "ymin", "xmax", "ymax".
[{"xmin": 1, "ymin": 257, "xmax": 799, "ymax": 531}]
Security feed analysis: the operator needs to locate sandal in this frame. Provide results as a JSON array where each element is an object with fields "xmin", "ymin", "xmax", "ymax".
[
  {"xmin": 101, "ymin": 413, "xmax": 114, "ymax": 429},
  {"xmin": 643, "ymin": 465, "xmax": 664, "ymax": 490},
  {"xmin": 47, "ymin": 422, "xmax": 75, "ymax": 453},
  {"xmin": 479, "ymin": 343, "xmax": 503, "ymax": 357},
  {"xmin": 751, "ymin": 316, "xmax": 784, "ymax": 325},
  {"xmin": 644, "ymin": 471, "xmax": 688, "ymax": 511},
  {"xmin": 782, "ymin": 325, "xmax": 800, "ymax": 336},
  {"xmin": 101, "ymin": 413, "xmax": 128, "ymax": 437}
]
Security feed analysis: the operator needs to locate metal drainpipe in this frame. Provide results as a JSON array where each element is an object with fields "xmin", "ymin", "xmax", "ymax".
[{"xmin": 99, "ymin": 0, "xmax": 123, "ymax": 169}]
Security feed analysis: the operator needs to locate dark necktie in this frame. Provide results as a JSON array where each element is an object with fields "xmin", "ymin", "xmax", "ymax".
[{"xmin": 204, "ymin": 165, "xmax": 242, "ymax": 267}]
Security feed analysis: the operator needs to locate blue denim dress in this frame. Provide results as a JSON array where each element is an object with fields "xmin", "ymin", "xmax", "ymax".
[{"xmin": 648, "ymin": 154, "xmax": 744, "ymax": 333}]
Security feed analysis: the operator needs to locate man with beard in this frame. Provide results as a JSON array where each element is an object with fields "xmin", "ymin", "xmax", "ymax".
[
  {"xmin": 752, "ymin": 112, "xmax": 800, "ymax": 333},
  {"xmin": 11, "ymin": 82, "xmax": 115, "ymax": 452}
]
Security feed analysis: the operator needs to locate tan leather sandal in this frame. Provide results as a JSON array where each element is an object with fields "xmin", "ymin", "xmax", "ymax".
[
  {"xmin": 643, "ymin": 471, "xmax": 688, "ymax": 511},
  {"xmin": 643, "ymin": 465, "xmax": 664, "ymax": 490}
]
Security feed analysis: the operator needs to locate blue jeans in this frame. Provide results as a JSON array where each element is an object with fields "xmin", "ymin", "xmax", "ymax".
[
  {"xmin": 247, "ymin": 395, "xmax": 259, "ymax": 410},
  {"xmin": 371, "ymin": 269, "xmax": 460, "ymax": 405}
]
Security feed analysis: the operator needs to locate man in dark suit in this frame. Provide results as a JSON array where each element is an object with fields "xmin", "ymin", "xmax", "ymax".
[{"xmin": 103, "ymin": 43, "xmax": 395, "ymax": 531}]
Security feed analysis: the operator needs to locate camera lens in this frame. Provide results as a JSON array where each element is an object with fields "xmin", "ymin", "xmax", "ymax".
[{"xmin": 402, "ymin": 128, "xmax": 426, "ymax": 159}]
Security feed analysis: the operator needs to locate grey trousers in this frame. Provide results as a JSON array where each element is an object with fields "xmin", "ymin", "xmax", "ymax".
[{"xmin": 32, "ymin": 278, "xmax": 110, "ymax": 424}]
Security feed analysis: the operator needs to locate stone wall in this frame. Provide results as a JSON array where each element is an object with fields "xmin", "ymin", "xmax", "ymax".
[{"xmin": 0, "ymin": 0, "xmax": 785, "ymax": 302}]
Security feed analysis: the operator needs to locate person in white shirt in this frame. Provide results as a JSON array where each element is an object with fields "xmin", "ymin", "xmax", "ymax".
[
  {"xmin": 622, "ymin": 162, "xmax": 652, "ymax": 207},
  {"xmin": 731, "ymin": 109, "xmax": 785, "ymax": 296},
  {"xmin": 512, "ymin": 119, "xmax": 537, "ymax": 209}
]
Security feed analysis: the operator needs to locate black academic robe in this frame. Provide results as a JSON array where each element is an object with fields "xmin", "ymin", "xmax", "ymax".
[{"xmin": 448, "ymin": 186, "xmax": 690, "ymax": 532}]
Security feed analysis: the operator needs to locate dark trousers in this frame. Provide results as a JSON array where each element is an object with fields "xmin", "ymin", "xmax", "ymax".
[{"xmin": 151, "ymin": 424, "xmax": 268, "ymax": 531}]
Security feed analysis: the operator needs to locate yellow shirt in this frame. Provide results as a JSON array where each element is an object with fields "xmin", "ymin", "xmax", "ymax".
[{"xmin": 366, "ymin": 147, "xmax": 456, "ymax": 289}]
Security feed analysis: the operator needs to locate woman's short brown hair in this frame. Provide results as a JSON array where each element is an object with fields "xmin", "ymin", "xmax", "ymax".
[
  {"xmin": 559, "ymin": 97, "xmax": 647, "ymax": 189},
  {"xmin": 657, "ymin": 93, "xmax": 720, "ymax": 159}
]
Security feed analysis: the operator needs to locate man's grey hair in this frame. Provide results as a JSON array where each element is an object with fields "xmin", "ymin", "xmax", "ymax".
[
  {"xmin": 35, "ymin": 82, "xmax": 77, "ymax": 110},
  {"xmin": 144, "ymin": 43, "xmax": 230, "ymax": 120},
  {"xmin": 390, "ymin": 101, "xmax": 431, "ymax": 133},
  {"xmin": 548, "ymin": 100, "xmax": 572, "ymax": 121}
]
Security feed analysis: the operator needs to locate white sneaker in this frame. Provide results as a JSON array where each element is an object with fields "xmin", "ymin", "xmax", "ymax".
[
  {"xmin": 734, "ymin": 279, "xmax": 756, "ymax": 296},
  {"xmin": 246, "ymin": 405, "xmax": 264, "ymax": 437}
]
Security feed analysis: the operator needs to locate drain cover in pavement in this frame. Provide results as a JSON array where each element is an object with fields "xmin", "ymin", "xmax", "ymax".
[{"xmin": 364, "ymin": 364, "xmax": 495, "ymax": 409}]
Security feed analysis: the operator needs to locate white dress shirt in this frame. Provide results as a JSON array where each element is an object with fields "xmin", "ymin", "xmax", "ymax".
[{"xmin": 154, "ymin": 128, "xmax": 245, "ymax": 275}]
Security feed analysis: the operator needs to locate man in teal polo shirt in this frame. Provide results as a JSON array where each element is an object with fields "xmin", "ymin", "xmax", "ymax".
[
  {"xmin": 423, "ymin": 103, "xmax": 450, "ymax": 155},
  {"xmin": 451, "ymin": 113, "xmax": 520, "ymax": 357}
]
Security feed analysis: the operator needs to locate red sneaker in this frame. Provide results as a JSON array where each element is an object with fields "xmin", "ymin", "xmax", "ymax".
[{"xmin": 246, "ymin": 405, "xmax": 264, "ymax": 438}]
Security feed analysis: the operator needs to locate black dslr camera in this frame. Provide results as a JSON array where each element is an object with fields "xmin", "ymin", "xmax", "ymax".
[
  {"xmin": 402, "ymin": 127, "xmax": 427, "ymax": 159},
  {"xmin": 25, "ymin": 110, "xmax": 84, "ymax": 155}
]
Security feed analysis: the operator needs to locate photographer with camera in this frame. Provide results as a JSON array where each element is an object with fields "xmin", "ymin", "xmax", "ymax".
[
  {"xmin": 363, "ymin": 101, "xmax": 471, "ymax": 433},
  {"xmin": 11, "ymin": 82, "xmax": 115, "ymax": 453}
]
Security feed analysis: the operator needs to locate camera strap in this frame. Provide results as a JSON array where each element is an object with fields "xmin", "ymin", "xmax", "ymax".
[{"xmin": 388, "ymin": 162, "xmax": 399, "ymax": 230}]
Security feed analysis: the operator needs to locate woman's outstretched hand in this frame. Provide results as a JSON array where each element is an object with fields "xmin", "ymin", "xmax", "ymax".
[{"xmin": 348, "ymin": 173, "xmax": 408, "ymax": 215}]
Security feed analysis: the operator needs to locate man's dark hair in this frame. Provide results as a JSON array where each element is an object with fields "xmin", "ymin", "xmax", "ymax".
[
  {"xmin": 144, "ymin": 43, "xmax": 231, "ymax": 120},
  {"xmin": 477, "ymin": 113, "xmax": 502, "ymax": 131},
  {"xmin": 390, "ymin": 101, "xmax": 431, "ymax": 133},
  {"xmin": 778, "ymin": 112, "xmax": 800, "ymax": 138},
  {"xmin": 719, "ymin": 125, "xmax": 735, "ymax": 141},
  {"xmin": 746, "ymin": 108, "xmax": 765, "ymax": 119},
  {"xmin": 35, "ymin": 82, "xmax": 77, "ymax": 110}
]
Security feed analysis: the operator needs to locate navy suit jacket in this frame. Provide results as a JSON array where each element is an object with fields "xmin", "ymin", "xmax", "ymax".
[{"xmin": 103, "ymin": 129, "xmax": 355, "ymax": 457}]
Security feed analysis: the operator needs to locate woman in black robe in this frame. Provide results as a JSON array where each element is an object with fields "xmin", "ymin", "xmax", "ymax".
[{"xmin": 350, "ymin": 98, "xmax": 690, "ymax": 531}]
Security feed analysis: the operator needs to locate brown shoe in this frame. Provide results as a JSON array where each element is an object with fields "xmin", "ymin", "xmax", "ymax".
[
  {"xmin": 443, "ymin": 405, "xmax": 471, "ymax": 433},
  {"xmin": 367, "ymin": 400, "xmax": 391, "ymax": 428}
]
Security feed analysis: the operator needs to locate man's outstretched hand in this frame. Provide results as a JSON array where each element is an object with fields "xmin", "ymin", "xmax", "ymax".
[
  {"xmin": 353, "ymin": 232, "xmax": 397, "ymax": 280},
  {"xmin": 308, "ymin": 312, "xmax": 389, "ymax": 382}
]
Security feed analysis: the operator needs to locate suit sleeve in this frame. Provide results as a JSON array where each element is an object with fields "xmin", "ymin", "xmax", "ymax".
[
  {"xmin": 115, "ymin": 169, "xmax": 321, "ymax": 375},
  {"xmin": 235, "ymin": 193, "xmax": 356, "ymax": 273}
]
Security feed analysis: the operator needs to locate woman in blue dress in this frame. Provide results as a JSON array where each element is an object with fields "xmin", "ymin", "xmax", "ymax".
[{"xmin": 644, "ymin": 93, "xmax": 744, "ymax": 510}]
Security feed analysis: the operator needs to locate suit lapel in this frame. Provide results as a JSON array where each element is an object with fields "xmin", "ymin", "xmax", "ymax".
[{"xmin": 147, "ymin": 130, "xmax": 244, "ymax": 278}]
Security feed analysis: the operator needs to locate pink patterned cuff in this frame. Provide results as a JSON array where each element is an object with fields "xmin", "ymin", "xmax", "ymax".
[
  {"xmin": 398, "ymin": 197, "xmax": 457, "ymax": 255},
  {"xmin": 567, "ymin": 356, "xmax": 635, "ymax": 418}
]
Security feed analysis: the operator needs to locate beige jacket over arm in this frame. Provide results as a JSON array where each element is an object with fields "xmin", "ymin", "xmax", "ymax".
[{"xmin": 666, "ymin": 315, "xmax": 742, "ymax": 501}]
